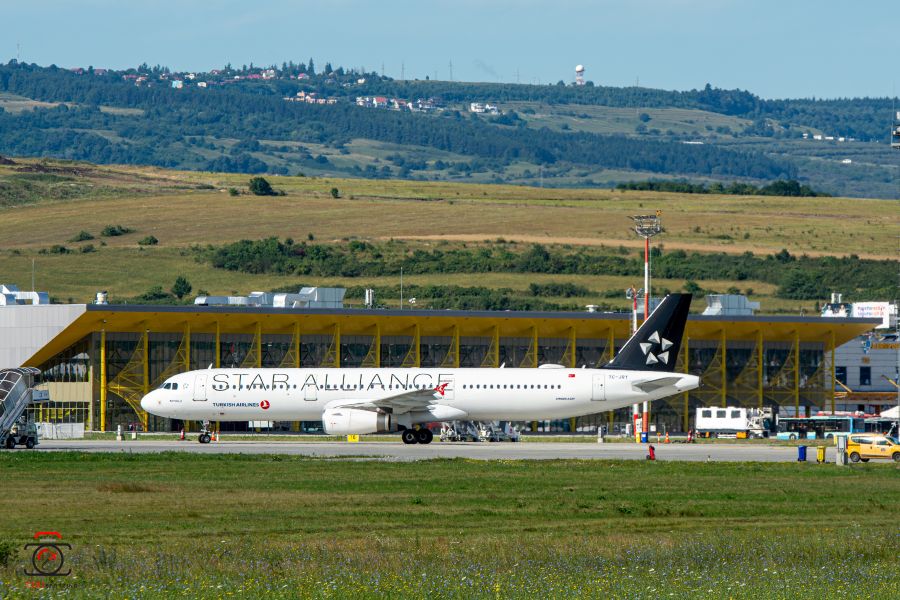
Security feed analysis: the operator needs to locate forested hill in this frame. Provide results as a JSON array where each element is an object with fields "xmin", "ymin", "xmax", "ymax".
[{"xmin": 0, "ymin": 61, "xmax": 892, "ymax": 192}]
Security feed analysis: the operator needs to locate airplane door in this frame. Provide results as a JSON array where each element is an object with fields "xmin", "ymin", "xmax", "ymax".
[
  {"xmin": 591, "ymin": 374, "xmax": 605, "ymax": 401},
  {"xmin": 304, "ymin": 384, "xmax": 317, "ymax": 402},
  {"xmin": 193, "ymin": 374, "xmax": 207, "ymax": 401}
]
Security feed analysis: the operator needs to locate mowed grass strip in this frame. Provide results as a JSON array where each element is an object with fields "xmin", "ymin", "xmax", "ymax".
[
  {"xmin": 0, "ymin": 453, "xmax": 896, "ymax": 542},
  {"xmin": 0, "ymin": 453, "xmax": 897, "ymax": 598}
]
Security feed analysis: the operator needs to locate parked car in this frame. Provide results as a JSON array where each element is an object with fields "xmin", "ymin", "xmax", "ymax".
[{"xmin": 845, "ymin": 433, "xmax": 900, "ymax": 463}]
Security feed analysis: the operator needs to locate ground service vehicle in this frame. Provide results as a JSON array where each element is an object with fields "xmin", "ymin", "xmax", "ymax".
[{"xmin": 845, "ymin": 433, "xmax": 900, "ymax": 463}]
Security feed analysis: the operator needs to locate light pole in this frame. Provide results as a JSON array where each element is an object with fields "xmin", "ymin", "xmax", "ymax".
[
  {"xmin": 629, "ymin": 212, "xmax": 662, "ymax": 443},
  {"xmin": 629, "ymin": 212, "xmax": 662, "ymax": 320}
]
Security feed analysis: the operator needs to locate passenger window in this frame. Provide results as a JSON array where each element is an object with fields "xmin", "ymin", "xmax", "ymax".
[
  {"xmin": 716, "ymin": 410, "xmax": 726, "ymax": 418},
  {"xmin": 730, "ymin": 411, "xmax": 741, "ymax": 419},
  {"xmin": 702, "ymin": 410, "xmax": 711, "ymax": 418}
]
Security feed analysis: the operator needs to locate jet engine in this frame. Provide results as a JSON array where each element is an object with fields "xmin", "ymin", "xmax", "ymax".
[{"xmin": 322, "ymin": 408, "xmax": 394, "ymax": 435}]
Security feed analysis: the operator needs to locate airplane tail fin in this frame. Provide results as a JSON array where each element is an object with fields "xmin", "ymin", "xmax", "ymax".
[{"xmin": 602, "ymin": 293, "xmax": 692, "ymax": 373}]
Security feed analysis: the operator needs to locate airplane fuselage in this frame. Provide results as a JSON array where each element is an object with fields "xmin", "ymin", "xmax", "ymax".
[{"xmin": 141, "ymin": 366, "xmax": 699, "ymax": 426}]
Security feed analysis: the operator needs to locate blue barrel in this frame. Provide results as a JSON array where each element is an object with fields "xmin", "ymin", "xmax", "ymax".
[{"xmin": 797, "ymin": 445, "xmax": 807, "ymax": 462}]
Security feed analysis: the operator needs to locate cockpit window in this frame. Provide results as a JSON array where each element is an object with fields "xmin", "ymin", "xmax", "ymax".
[{"xmin": 170, "ymin": 383, "xmax": 178, "ymax": 390}]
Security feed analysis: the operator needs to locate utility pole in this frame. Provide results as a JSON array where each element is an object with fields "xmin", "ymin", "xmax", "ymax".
[
  {"xmin": 401, "ymin": 61, "xmax": 405, "ymax": 81},
  {"xmin": 448, "ymin": 60, "xmax": 453, "ymax": 82}
]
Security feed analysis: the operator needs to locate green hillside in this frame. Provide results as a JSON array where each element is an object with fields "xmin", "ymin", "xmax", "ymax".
[{"xmin": 0, "ymin": 62, "xmax": 897, "ymax": 198}]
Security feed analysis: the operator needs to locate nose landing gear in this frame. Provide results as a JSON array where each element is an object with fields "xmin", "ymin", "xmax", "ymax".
[{"xmin": 198, "ymin": 421, "xmax": 212, "ymax": 444}]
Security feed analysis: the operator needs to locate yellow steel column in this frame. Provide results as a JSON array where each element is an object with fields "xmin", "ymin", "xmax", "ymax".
[
  {"xmin": 492, "ymin": 325, "xmax": 500, "ymax": 368},
  {"xmin": 452, "ymin": 323, "xmax": 460, "ymax": 368},
  {"xmin": 568, "ymin": 326, "xmax": 576, "ymax": 368},
  {"xmin": 100, "ymin": 329, "xmax": 107, "ymax": 432},
  {"xmin": 294, "ymin": 321, "xmax": 301, "ymax": 368},
  {"xmin": 413, "ymin": 323, "xmax": 420, "ymax": 368},
  {"xmin": 215, "ymin": 321, "xmax": 221, "ymax": 369},
  {"xmin": 757, "ymin": 329, "xmax": 764, "ymax": 409},
  {"xmin": 142, "ymin": 329, "xmax": 150, "ymax": 431},
  {"xmin": 255, "ymin": 322, "xmax": 262, "ymax": 368},
  {"xmin": 185, "ymin": 323, "xmax": 191, "ymax": 371},
  {"xmin": 682, "ymin": 333, "xmax": 690, "ymax": 432},
  {"xmin": 605, "ymin": 327, "xmax": 615, "ymax": 425},
  {"xmin": 375, "ymin": 323, "xmax": 382, "ymax": 367},
  {"xmin": 830, "ymin": 330, "xmax": 836, "ymax": 414},
  {"xmin": 720, "ymin": 328, "xmax": 727, "ymax": 408},
  {"xmin": 142, "ymin": 330, "xmax": 149, "ymax": 397},
  {"xmin": 293, "ymin": 321, "xmax": 301, "ymax": 432},
  {"xmin": 794, "ymin": 330, "xmax": 800, "ymax": 415},
  {"xmin": 531, "ymin": 325, "xmax": 539, "ymax": 368},
  {"xmin": 334, "ymin": 322, "xmax": 341, "ymax": 368}
]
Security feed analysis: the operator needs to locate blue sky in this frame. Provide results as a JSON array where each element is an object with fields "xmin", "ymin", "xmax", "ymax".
[{"xmin": 6, "ymin": 0, "xmax": 896, "ymax": 99}]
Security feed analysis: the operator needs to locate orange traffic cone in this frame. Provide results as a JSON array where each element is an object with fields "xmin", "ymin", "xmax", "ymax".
[
  {"xmin": 212, "ymin": 431, "xmax": 218, "ymax": 442},
  {"xmin": 179, "ymin": 428, "xmax": 185, "ymax": 441},
  {"xmin": 665, "ymin": 431, "xmax": 670, "ymax": 444}
]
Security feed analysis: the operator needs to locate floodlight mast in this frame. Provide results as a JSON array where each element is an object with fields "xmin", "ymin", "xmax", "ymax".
[
  {"xmin": 629, "ymin": 212, "xmax": 662, "ymax": 320},
  {"xmin": 629, "ymin": 212, "xmax": 662, "ymax": 444}
]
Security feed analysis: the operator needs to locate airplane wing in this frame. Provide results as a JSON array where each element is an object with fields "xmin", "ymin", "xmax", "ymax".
[{"xmin": 326, "ymin": 384, "xmax": 449, "ymax": 414}]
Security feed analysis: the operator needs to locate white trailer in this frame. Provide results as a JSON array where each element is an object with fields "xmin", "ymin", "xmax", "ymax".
[{"xmin": 695, "ymin": 406, "xmax": 774, "ymax": 438}]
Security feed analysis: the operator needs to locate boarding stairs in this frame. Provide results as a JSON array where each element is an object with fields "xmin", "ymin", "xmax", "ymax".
[{"xmin": 0, "ymin": 368, "xmax": 42, "ymax": 443}]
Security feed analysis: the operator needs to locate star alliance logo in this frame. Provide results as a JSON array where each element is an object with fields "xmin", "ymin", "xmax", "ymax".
[{"xmin": 639, "ymin": 331, "xmax": 673, "ymax": 365}]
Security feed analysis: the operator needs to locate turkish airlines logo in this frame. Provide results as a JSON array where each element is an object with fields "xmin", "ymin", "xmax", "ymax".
[
  {"xmin": 260, "ymin": 400, "xmax": 270, "ymax": 410},
  {"xmin": 639, "ymin": 331, "xmax": 674, "ymax": 365},
  {"xmin": 434, "ymin": 383, "xmax": 449, "ymax": 396}
]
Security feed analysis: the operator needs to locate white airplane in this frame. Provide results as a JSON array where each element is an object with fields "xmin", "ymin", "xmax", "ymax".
[{"xmin": 140, "ymin": 293, "xmax": 699, "ymax": 444}]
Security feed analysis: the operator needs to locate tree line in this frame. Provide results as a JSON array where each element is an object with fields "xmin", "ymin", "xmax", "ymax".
[
  {"xmin": 616, "ymin": 179, "xmax": 829, "ymax": 197},
  {"xmin": 197, "ymin": 238, "xmax": 894, "ymax": 301}
]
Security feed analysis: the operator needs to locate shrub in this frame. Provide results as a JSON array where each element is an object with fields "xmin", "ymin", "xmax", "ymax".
[
  {"xmin": 330, "ymin": 187, "xmax": 340, "ymax": 199},
  {"xmin": 80, "ymin": 244, "xmax": 96, "ymax": 253},
  {"xmin": 0, "ymin": 539, "xmax": 16, "ymax": 567},
  {"xmin": 69, "ymin": 230, "xmax": 94, "ymax": 242},
  {"xmin": 171, "ymin": 276, "xmax": 192, "ymax": 300},
  {"xmin": 101, "ymin": 224, "xmax": 134, "ymax": 237},
  {"xmin": 138, "ymin": 235, "xmax": 159, "ymax": 246},
  {"xmin": 228, "ymin": 187, "xmax": 240, "ymax": 196},
  {"xmin": 248, "ymin": 177, "xmax": 275, "ymax": 196}
]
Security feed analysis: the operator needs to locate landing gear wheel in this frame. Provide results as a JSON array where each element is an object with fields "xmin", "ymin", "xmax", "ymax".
[
  {"xmin": 5, "ymin": 437, "xmax": 15, "ymax": 449},
  {"xmin": 25, "ymin": 438, "xmax": 35, "ymax": 449},
  {"xmin": 849, "ymin": 452, "xmax": 860, "ymax": 463},
  {"xmin": 199, "ymin": 433, "xmax": 211, "ymax": 444},
  {"xmin": 401, "ymin": 429, "xmax": 418, "ymax": 445},
  {"xmin": 416, "ymin": 428, "xmax": 433, "ymax": 445}
]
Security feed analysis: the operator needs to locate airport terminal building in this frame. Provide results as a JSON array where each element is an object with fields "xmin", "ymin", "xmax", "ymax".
[{"xmin": 0, "ymin": 289, "xmax": 880, "ymax": 434}]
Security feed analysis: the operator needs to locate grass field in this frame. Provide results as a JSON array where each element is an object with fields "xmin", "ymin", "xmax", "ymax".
[
  {"xmin": 0, "ymin": 453, "xmax": 896, "ymax": 598},
  {"xmin": 0, "ymin": 159, "xmax": 896, "ymax": 308}
]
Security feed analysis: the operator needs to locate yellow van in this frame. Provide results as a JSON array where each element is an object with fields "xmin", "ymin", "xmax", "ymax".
[{"xmin": 845, "ymin": 434, "xmax": 900, "ymax": 463}]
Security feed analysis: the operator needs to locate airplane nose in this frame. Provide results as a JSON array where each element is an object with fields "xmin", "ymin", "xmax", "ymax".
[{"xmin": 140, "ymin": 392, "xmax": 153, "ymax": 412}]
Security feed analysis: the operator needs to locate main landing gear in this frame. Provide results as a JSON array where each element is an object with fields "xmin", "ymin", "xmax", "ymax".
[
  {"xmin": 401, "ymin": 427, "xmax": 433, "ymax": 445},
  {"xmin": 198, "ymin": 421, "xmax": 212, "ymax": 444}
]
